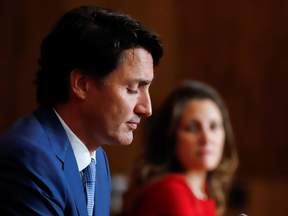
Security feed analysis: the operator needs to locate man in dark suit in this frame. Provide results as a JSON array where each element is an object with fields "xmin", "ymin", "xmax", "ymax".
[{"xmin": 0, "ymin": 5, "xmax": 163, "ymax": 216}]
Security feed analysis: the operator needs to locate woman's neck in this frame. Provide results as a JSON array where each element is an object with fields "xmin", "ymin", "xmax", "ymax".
[{"xmin": 185, "ymin": 170, "xmax": 207, "ymax": 200}]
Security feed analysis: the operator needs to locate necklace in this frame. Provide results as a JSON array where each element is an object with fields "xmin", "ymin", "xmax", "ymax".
[{"xmin": 185, "ymin": 176, "xmax": 208, "ymax": 200}]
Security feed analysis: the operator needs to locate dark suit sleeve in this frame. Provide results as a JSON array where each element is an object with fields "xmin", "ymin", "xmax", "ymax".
[{"xmin": 0, "ymin": 138, "xmax": 67, "ymax": 215}]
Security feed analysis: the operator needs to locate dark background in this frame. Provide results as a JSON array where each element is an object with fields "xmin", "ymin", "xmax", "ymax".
[{"xmin": 1, "ymin": 0, "xmax": 288, "ymax": 215}]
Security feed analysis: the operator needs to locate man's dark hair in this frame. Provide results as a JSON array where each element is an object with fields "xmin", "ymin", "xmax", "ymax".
[{"xmin": 35, "ymin": 5, "xmax": 163, "ymax": 106}]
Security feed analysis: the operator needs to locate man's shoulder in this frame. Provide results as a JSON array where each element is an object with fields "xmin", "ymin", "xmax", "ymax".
[
  {"xmin": 0, "ymin": 118, "xmax": 62, "ymax": 177},
  {"xmin": 0, "ymin": 112, "xmax": 44, "ymax": 146},
  {"xmin": 0, "ymin": 106, "xmax": 60, "ymax": 158}
]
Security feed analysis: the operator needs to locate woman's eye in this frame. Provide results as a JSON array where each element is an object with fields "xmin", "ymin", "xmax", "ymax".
[
  {"xmin": 211, "ymin": 124, "xmax": 217, "ymax": 130},
  {"xmin": 127, "ymin": 88, "xmax": 138, "ymax": 94},
  {"xmin": 185, "ymin": 124, "xmax": 198, "ymax": 132},
  {"xmin": 210, "ymin": 123, "xmax": 221, "ymax": 130}
]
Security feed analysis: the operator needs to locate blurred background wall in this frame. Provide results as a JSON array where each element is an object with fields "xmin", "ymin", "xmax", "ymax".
[{"xmin": 1, "ymin": 0, "xmax": 288, "ymax": 215}]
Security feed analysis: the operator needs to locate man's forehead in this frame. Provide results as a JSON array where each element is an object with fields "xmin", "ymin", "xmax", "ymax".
[
  {"xmin": 104, "ymin": 47, "xmax": 154, "ymax": 87},
  {"xmin": 121, "ymin": 48, "xmax": 153, "ymax": 66}
]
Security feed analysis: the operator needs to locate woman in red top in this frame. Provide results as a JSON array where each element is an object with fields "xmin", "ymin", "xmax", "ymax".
[{"xmin": 122, "ymin": 81, "xmax": 238, "ymax": 216}]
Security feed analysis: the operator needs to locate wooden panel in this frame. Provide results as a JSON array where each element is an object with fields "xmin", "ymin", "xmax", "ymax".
[
  {"xmin": 177, "ymin": 0, "xmax": 288, "ymax": 178},
  {"xmin": 0, "ymin": 0, "xmax": 65, "ymax": 133},
  {"xmin": 227, "ymin": 177, "xmax": 288, "ymax": 216},
  {"xmin": 1, "ymin": 1, "xmax": 288, "ymax": 215}
]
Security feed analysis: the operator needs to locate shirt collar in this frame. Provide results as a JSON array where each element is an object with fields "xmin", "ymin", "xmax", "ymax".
[{"xmin": 53, "ymin": 108, "xmax": 96, "ymax": 172}]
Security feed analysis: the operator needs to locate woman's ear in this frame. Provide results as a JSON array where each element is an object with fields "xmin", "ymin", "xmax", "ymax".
[{"xmin": 70, "ymin": 69, "xmax": 88, "ymax": 100}]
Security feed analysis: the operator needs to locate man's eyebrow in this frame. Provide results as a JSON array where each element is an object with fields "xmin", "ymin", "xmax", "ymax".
[{"xmin": 132, "ymin": 78, "xmax": 154, "ymax": 85}]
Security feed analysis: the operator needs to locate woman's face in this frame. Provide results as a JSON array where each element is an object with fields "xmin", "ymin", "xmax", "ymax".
[{"xmin": 176, "ymin": 99, "xmax": 225, "ymax": 172}]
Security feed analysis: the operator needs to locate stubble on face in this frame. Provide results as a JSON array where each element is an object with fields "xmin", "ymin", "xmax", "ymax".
[{"xmin": 83, "ymin": 48, "xmax": 154, "ymax": 147}]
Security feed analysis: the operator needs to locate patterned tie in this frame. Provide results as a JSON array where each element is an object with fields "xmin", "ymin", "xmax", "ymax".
[{"xmin": 83, "ymin": 158, "xmax": 96, "ymax": 216}]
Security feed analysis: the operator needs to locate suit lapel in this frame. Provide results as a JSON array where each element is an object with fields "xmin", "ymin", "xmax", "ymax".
[
  {"xmin": 63, "ymin": 147, "xmax": 88, "ymax": 216},
  {"xmin": 94, "ymin": 147, "xmax": 111, "ymax": 216},
  {"xmin": 33, "ymin": 106, "xmax": 88, "ymax": 216},
  {"xmin": 95, "ymin": 150, "xmax": 101, "ymax": 216}
]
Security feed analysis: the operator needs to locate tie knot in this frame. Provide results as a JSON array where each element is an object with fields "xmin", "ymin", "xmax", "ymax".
[{"xmin": 83, "ymin": 158, "xmax": 96, "ymax": 184}]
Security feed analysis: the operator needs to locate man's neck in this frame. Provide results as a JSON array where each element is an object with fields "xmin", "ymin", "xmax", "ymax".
[{"xmin": 54, "ymin": 103, "xmax": 100, "ymax": 153}]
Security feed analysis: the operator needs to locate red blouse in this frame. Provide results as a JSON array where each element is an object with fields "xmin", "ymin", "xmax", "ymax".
[{"xmin": 132, "ymin": 174, "xmax": 217, "ymax": 216}]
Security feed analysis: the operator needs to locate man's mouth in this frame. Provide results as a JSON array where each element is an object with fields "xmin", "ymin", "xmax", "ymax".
[{"xmin": 127, "ymin": 122, "xmax": 139, "ymax": 130}]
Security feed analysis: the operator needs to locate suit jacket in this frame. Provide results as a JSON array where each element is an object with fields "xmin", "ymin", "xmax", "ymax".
[{"xmin": 0, "ymin": 106, "xmax": 111, "ymax": 216}]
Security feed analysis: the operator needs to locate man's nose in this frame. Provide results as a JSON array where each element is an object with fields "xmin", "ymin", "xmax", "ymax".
[{"xmin": 134, "ymin": 92, "xmax": 152, "ymax": 117}]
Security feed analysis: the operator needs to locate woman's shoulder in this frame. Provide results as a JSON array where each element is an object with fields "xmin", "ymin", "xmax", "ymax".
[
  {"xmin": 155, "ymin": 173, "xmax": 187, "ymax": 185},
  {"xmin": 134, "ymin": 174, "xmax": 216, "ymax": 216},
  {"xmin": 143, "ymin": 173, "xmax": 191, "ymax": 196}
]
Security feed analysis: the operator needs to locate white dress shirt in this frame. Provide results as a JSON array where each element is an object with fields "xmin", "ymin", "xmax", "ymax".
[{"xmin": 53, "ymin": 109, "xmax": 96, "ymax": 175}]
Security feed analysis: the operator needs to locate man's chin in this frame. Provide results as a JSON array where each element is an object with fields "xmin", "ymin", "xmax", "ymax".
[
  {"xmin": 118, "ymin": 136, "xmax": 133, "ymax": 145},
  {"xmin": 120, "ymin": 132, "xmax": 134, "ymax": 145},
  {"xmin": 100, "ymin": 128, "xmax": 134, "ymax": 145},
  {"xmin": 106, "ymin": 133, "xmax": 133, "ymax": 146}
]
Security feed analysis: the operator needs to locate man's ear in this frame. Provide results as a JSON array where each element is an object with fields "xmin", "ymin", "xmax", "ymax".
[{"xmin": 70, "ymin": 69, "xmax": 88, "ymax": 100}]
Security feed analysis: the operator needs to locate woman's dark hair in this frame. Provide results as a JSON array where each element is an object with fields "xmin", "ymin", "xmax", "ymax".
[
  {"xmin": 35, "ymin": 5, "xmax": 163, "ymax": 106},
  {"xmin": 124, "ymin": 80, "xmax": 238, "ymax": 216}
]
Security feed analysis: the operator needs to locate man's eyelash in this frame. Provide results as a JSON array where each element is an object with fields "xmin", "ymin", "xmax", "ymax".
[{"xmin": 127, "ymin": 89, "xmax": 138, "ymax": 94}]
